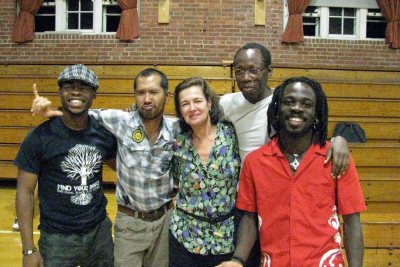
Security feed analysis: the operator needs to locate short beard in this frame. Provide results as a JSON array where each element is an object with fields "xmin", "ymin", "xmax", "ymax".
[{"xmin": 138, "ymin": 109, "xmax": 163, "ymax": 121}]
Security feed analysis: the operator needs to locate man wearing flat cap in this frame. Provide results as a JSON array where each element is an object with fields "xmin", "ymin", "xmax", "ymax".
[
  {"xmin": 30, "ymin": 67, "xmax": 176, "ymax": 267},
  {"xmin": 15, "ymin": 64, "xmax": 117, "ymax": 267}
]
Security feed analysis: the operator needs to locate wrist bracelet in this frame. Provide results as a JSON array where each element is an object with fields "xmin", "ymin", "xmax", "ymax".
[
  {"xmin": 22, "ymin": 247, "xmax": 38, "ymax": 255},
  {"xmin": 232, "ymin": 255, "xmax": 246, "ymax": 266}
]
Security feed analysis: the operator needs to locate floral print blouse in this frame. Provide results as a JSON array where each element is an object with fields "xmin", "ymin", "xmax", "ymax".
[{"xmin": 170, "ymin": 121, "xmax": 241, "ymax": 255}]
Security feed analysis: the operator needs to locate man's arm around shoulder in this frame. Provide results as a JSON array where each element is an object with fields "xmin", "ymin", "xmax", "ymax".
[
  {"xmin": 89, "ymin": 109, "xmax": 129, "ymax": 133},
  {"xmin": 16, "ymin": 169, "xmax": 44, "ymax": 267}
]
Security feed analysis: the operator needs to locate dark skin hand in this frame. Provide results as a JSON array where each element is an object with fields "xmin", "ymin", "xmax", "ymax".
[
  {"xmin": 343, "ymin": 213, "xmax": 364, "ymax": 267},
  {"xmin": 16, "ymin": 169, "xmax": 44, "ymax": 267},
  {"xmin": 215, "ymin": 211, "xmax": 258, "ymax": 267},
  {"xmin": 326, "ymin": 136, "xmax": 349, "ymax": 178}
]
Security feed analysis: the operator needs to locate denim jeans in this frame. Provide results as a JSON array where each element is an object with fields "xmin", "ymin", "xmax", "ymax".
[{"xmin": 39, "ymin": 216, "xmax": 114, "ymax": 267}]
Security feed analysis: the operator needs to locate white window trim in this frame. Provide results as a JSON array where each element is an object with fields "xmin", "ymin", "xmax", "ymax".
[
  {"xmin": 102, "ymin": 0, "xmax": 122, "ymax": 33},
  {"xmin": 30, "ymin": 0, "xmax": 125, "ymax": 34},
  {"xmin": 309, "ymin": 0, "xmax": 378, "ymax": 9},
  {"xmin": 283, "ymin": 0, "xmax": 385, "ymax": 40},
  {"xmin": 323, "ymin": 7, "xmax": 358, "ymax": 39}
]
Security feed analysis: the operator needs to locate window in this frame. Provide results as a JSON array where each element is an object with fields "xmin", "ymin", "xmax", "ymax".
[
  {"xmin": 66, "ymin": 0, "xmax": 94, "ymax": 30},
  {"xmin": 35, "ymin": 1, "xmax": 56, "ymax": 32},
  {"xmin": 329, "ymin": 8, "xmax": 356, "ymax": 36},
  {"xmin": 284, "ymin": 1, "xmax": 387, "ymax": 40},
  {"xmin": 303, "ymin": 6, "xmax": 320, "ymax": 37},
  {"xmin": 367, "ymin": 9, "xmax": 386, "ymax": 39},
  {"xmin": 103, "ymin": 2, "xmax": 123, "ymax": 32},
  {"xmin": 34, "ymin": 0, "xmax": 123, "ymax": 33}
]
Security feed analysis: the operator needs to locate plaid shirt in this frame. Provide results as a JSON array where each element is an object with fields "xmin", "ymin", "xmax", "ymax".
[{"xmin": 89, "ymin": 109, "xmax": 177, "ymax": 212}]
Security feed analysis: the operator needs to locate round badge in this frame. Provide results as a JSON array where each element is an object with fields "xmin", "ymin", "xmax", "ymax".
[{"xmin": 132, "ymin": 129, "xmax": 144, "ymax": 143}]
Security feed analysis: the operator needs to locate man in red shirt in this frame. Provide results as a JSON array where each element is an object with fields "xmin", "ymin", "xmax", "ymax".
[{"xmin": 217, "ymin": 77, "xmax": 366, "ymax": 267}]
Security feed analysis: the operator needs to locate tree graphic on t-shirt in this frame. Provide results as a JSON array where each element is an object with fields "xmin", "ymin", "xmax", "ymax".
[{"xmin": 61, "ymin": 144, "xmax": 102, "ymax": 205}]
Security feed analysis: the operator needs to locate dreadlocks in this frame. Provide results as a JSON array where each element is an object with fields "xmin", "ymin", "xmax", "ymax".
[{"xmin": 267, "ymin": 76, "xmax": 328, "ymax": 147}]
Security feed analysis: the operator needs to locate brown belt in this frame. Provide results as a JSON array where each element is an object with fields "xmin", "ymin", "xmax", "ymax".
[{"xmin": 117, "ymin": 202, "xmax": 172, "ymax": 222}]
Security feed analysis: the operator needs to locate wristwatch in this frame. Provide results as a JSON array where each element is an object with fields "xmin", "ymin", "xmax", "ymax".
[{"xmin": 22, "ymin": 247, "xmax": 38, "ymax": 255}]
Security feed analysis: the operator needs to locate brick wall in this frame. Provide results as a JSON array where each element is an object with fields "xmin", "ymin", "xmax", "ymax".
[{"xmin": 1, "ymin": 0, "xmax": 399, "ymax": 70}]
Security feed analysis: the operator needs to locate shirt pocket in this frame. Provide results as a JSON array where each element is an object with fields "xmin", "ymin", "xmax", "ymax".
[
  {"xmin": 151, "ymin": 142, "xmax": 174, "ymax": 175},
  {"xmin": 120, "ymin": 137, "xmax": 148, "ymax": 168},
  {"xmin": 305, "ymin": 173, "xmax": 335, "ymax": 217}
]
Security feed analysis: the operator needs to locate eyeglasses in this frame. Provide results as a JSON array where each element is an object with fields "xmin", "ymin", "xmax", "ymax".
[
  {"xmin": 234, "ymin": 68, "xmax": 265, "ymax": 77},
  {"xmin": 61, "ymin": 83, "xmax": 93, "ymax": 93}
]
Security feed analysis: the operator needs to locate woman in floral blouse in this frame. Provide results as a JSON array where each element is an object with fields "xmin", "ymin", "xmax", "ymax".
[{"xmin": 169, "ymin": 77, "xmax": 241, "ymax": 267}]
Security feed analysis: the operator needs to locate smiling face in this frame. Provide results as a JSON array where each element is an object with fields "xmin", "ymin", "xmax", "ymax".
[
  {"xmin": 135, "ymin": 74, "xmax": 168, "ymax": 121},
  {"xmin": 59, "ymin": 79, "xmax": 97, "ymax": 116},
  {"xmin": 234, "ymin": 48, "xmax": 272, "ymax": 104},
  {"xmin": 278, "ymin": 81, "xmax": 316, "ymax": 138},
  {"xmin": 178, "ymin": 85, "xmax": 211, "ymax": 129}
]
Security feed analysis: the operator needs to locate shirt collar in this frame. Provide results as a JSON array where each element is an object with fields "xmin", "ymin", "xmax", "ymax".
[
  {"xmin": 263, "ymin": 137, "xmax": 328, "ymax": 157},
  {"xmin": 127, "ymin": 111, "xmax": 177, "ymax": 141}
]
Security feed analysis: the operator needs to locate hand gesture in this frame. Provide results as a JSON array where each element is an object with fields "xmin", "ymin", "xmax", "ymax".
[{"xmin": 31, "ymin": 84, "xmax": 63, "ymax": 117}]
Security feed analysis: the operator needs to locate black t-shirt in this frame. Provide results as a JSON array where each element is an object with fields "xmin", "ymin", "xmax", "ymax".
[{"xmin": 14, "ymin": 117, "xmax": 117, "ymax": 233}]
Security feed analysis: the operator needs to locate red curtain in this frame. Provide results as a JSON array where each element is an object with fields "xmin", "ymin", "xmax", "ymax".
[
  {"xmin": 12, "ymin": 0, "xmax": 44, "ymax": 43},
  {"xmin": 282, "ymin": 0, "xmax": 310, "ymax": 43},
  {"xmin": 116, "ymin": 0, "xmax": 140, "ymax": 42},
  {"xmin": 377, "ymin": 0, "xmax": 400, "ymax": 49}
]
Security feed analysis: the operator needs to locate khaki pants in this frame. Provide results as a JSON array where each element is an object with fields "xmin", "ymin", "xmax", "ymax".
[{"xmin": 114, "ymin": 208, "xmax": 171, "ymax": 267}]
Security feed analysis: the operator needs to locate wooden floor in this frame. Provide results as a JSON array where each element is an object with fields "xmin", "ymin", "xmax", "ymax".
[
  {"xmin": 0, "ymin": 180, "xmax": 118, "ymax": 267},
  {"xmin": 1, "ymin": 180, "xmax": 399, "ymax": 266}
]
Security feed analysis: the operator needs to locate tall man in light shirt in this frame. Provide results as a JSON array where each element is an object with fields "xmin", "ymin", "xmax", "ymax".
[{"xmin": 219, "ymin": 43, "xmax": 350, "ymax": 266}]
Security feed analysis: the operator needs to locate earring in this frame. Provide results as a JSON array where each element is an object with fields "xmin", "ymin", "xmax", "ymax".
[{"xmin": 313, "ymin": 118, "xmax": 318, "ymax": 130}]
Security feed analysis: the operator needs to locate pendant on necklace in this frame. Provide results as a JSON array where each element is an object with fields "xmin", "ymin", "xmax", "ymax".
[{"xmin": 290, "ymin": 154, "xmax": 300, "ymax": 171}]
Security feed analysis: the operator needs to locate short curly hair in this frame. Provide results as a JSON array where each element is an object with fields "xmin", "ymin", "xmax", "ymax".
[{"xmin": 233, "ymin": 42, "xmax": 272, "ymax": 68}]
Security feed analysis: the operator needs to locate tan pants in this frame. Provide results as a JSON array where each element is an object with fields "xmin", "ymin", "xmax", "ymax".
[{"xmin": 114, "ymin": 208, "xmax": 171, "ymax": 267}]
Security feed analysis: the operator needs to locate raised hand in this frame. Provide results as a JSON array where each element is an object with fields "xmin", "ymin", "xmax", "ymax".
[{"xmin": 31, "ymin": 84, "xmax": 63, "ymax": 117}]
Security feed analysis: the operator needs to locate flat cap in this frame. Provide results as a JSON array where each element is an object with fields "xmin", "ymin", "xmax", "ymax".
[{"xmin": 57, "ymin": 64, "xmax": 99, "ymax": 90}]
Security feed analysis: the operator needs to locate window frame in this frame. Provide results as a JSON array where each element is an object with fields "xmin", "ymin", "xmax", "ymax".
[
  {"xmin": 64, "ymin": 0, "xmax": 95, "ymax": 31},
  {"xmin": 102, "ymin": 1, "xmax": 123, "ymax": 33},
  {"xmin": 325, "ymin": 7, "xmax": 359, "ymax": 39},
  {"xmin": 283, "ymin": 0, "xmax": 385, "ymax": 40},
  {"xmin": 302, "ymin": 6, "xmax": 320, "ymax": 37},
  {"xmin": 35, "ymin": 0, "xmax": 56, "ymax": 33},
  {"xmin": 31, "ymin": 0, "xmax": 123, "ymax": 34}
]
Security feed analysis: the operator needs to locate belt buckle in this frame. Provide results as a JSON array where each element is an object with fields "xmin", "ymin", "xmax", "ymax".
[{"xmin": 137, "ymin": 202, "xmax": 170, "ymax": 221}]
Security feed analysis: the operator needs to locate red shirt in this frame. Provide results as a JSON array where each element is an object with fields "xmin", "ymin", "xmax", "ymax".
[{"xmin": 236, "ymin": 138, "xmax": 366, "ymax": 267}]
